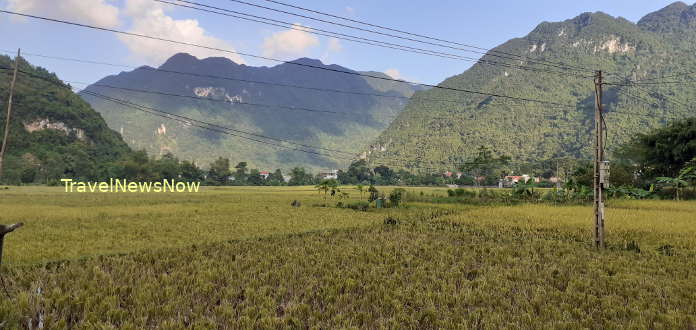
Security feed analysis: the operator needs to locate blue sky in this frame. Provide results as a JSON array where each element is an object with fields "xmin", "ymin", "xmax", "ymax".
[{"xmin": 0, "ymin": 0, "xmax": 684, "ymax": 87}]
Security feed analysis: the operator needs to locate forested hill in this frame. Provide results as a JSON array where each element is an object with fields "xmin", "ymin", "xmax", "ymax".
[
  {"xmin": 0, "ymin": 55, "xmax": 131, "ymax": 184},
  {"xmin": 81, "ymin": 54, "xmax": 422, "ymax": 171},
  {"xmin": 365, "ymin": 2, "xmax": 696, "ymax": 170}
]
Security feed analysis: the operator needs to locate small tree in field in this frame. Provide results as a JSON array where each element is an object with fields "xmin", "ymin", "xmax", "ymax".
[
  {"xmin": 316, "ymin": 179, "xmax": 339, "ymax": 202},
  {"xmin": 657, "ymin": 165, "xmax": 695, "ymax": 201},
  {"xmin": 356, "ymin": 184, "xmax": 365, "ymax": 200},
  {"xmin": 367, "ymin": 184, "xmax": 379, "ymax": 203}
]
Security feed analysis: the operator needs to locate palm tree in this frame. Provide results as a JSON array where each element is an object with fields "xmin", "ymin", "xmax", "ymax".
[
  {"xmin": 315, "ymin": 179, "xmax": 339, "ymax": 202},
  {"xmin": 356, "ymin": 184, "xmax": 364, "ymax": 200},
  {"xmin": 656, "ymin": 166, "xmax": 695, "ymax": 201}
]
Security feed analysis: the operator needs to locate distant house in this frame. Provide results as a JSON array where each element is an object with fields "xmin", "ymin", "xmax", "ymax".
[
  {"xmin": 504, "ymin": 175, "xmax": 530, "ymax": 184},
  {"xmin": 502, "ymin": 175, "xmax": 541, "ymax": 186},
  {"xmin": 444, "ymin": 171, "xmax": 464, "ymax": 179},
  {"xmin": 318, "ymin": 169, "xmax": 338, "ymax": 180},
  {"xmin": 282, "ymin": 174, "xmax": 292, "ymax": 183},
  {"xmin": 259, "ymin": 171, "xmax": 270, "ymax": 180}
]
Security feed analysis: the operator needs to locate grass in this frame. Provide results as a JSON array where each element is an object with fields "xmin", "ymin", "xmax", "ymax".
[{"xmin": 0, "ymin": 186, "xmax": 695, "ymax": 328}]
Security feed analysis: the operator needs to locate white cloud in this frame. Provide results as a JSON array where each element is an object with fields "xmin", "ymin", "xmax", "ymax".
[
  {"xmin": 319, "ymin": 37, "xmax": 343, "ymax": 64},
  {"xmin": 4, "ymin": 0, "xmax": 120, "ymax": 28},
  {"xmin": 384, "ymin": 68, "xmax": 418, "ymax": 83},
  {"xmin": 262, "ymin": 24, "xmax": 320, "ymax": 58},
  {"xmin": 118, "ymin": 0, "xmax": 245, "ymax": 65},
  {"xmin": 385, "ymin": 69, "xmax": 404, "ymax": 80},
  {"xmin": 345, "ymin": 6, "xmax": 355, "ymax": 16},
  {"xmin": 327, "ymin": 38, "xmax": 343, "ymax": 53}
]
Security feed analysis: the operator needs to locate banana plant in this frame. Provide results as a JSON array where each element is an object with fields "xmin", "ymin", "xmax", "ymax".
[{"xmin": 656, "ymin": 166, "xmax": 695, "ymax": 201}]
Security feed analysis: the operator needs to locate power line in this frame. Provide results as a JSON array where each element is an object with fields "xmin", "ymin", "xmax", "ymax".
[
  {"xmin": 159, "ymin": 0, "xmax": 592, "ymax": 79},
  {"xmin": 607, "ymin": 80, "xmax": 692, "ymax": 111},
  {"xmin": 1, "ymin": 49, "xmax": 586, "ymax": 109},
  {"xmin": 0, "ymin": 10, "xmax": 579, "ymax": 109},
  {"xmin": 5, "ymin": 62, "xmax": 587, "ymax": 173},
  {"xmin": 81, "ymin": 91, "xmax": 356, "ymax": 157},
  {"xmin": 83, "ymin": 82, "xmax": 351, "ymax": 115},
  {"xmin": 630, "ymin": 84, "xmax": 691, "ymax": 110},
  {"xmin": 6, "ymin": 62, "xmax": 459, "ymax": 170},
  {"xmin": 2, "ymin": 70, "xmax": 590, "ymax": 135},
  {"xmin": 254, "ymin": 0, "xmax": 599, "ymax": 74},
  {"xmin": 216, "ymin": 0, "xmax": 595, "ymax": 74},
  {"xmin": 606, "ymin": 78, "xmax": 696, "ymax": 86},
  {"xmin": 608, "ymin": 86, "xmax": 686, "ymax": 119},
  {"xmin": 4, "ymin": 65, "xmax": 358, "ymax": 157},
  {"xmin": 622, "ymin": 70, "xmax": 696, "ymax": 83}
]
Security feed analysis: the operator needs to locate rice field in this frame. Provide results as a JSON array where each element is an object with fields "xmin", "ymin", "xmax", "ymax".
[{"xmin": 0, "ymin": 186, "xmax": 694, "ymax": 328}]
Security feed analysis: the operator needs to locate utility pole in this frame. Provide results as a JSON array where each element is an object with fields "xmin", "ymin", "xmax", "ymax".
[
  {"xmin": 0, "ymin": 49, "xmax": 20, "ymax": 183},
  {"xmin": 593, "ymin": 70, "xmax": 606, "ymax": 248},
  {"xmin": 556, "ymin": 159, "xmax": 561, "ymax": 189}
]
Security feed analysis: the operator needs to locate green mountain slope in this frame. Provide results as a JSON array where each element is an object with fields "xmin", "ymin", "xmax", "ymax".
[
  {"xmin": 366, "ymin": 2, "xmax": 696, "ymax": 170},
  {"xmin": 81, "ymin": 55, "xmax": 420, "ymax": 171},
  {"xmin": 0, "ymin": 55, "xmax": 131, "ymax": 184}
]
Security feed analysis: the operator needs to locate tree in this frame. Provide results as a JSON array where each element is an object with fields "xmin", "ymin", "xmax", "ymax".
[
  {"xmin": 367, "ymin": 184, "xmax": 379, "ymax": 203},
  {"xmin": 388, "ymin": 188, "xmax": 406, "ymax": 207},
  {"xmin": 346, "ymin": 160, "xmax": 372, "ymax": 184},
  {"xmin": 356, "ymin": 184, "xmax": 365, "ymax": 200},
  {"xmin": 315, "ymin": 179, "xmax": 339, "ymax": 202},
  {"xmin": 247, "ymin": 168, "xmax": 264, "ymax": 186},
  {"xmin": 119, "ymin": 149, "xmax": 153, "ymax": 181},
  {"xmin": 207, "ymin": 157, "xmax": 231, "ymax": 185},
  {"xmin": 460, "ymin": 146, "xmax": 510, "ymax": 186},
  {"xmin": 288, "ymin": 167, "xmax": 313, "ymax": 186},
  {"xmin": 374, "ymin": 165, "xmax": 396, "ymax": 185},
  {"xmin": 268, "ymin": 169, "xmax": 285, "ymax": 186},
  {"xmin": 656, "ymin": 165, "xmax": 696, "ymax": 201},
  {"xmin": 234, "ymin": 162, "xmax": 248, "ymax": 185},
  {"xmin": 618, "ymin": 117, "xmax": 696, "ymax": 179},
  {"xmin": 566, "ymin": 162, "xmax": 593, "ymax": 189},
  {"xmin": 180, "ymin": 160, "xmax": 204, "ymax": 182},
  {"xmin": 152, "ymin": 152, "xmax": 180, "ymax": 181}
]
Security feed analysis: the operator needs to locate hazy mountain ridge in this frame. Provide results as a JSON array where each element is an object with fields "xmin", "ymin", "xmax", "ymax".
[
  {"xmin": 365, "ymin": 2, "xmax": 696, "ymax": 170},
  {"xmin": 82, "ymin": 54, "xmax": 420, "ymax": 171}
]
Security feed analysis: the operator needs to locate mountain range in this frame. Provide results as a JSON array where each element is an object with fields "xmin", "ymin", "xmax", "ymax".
[
  {"xmin": 0, "ymin": 55, "xmax": 130, "ymax": 184},
  {"xmin": 81, "ymin": 54, "xmax": 423, "ymax": 171},
  {"xmin": 365, "ymin": 1, "xmax": 696, "ymax": 170}
]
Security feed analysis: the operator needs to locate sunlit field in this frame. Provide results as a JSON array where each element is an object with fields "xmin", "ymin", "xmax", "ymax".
[{"xmin": 1, "ymin": 186, "xmax": 695, "ymax": 328}]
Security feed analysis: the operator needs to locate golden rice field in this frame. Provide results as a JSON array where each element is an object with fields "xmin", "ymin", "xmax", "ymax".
[{"xmin": 0, "ymin": 186, "xmax": 695, "ymax": 328}]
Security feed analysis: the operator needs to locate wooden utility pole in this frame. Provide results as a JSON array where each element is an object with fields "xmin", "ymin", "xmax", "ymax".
[
  {"xmin": 0, "ymin": 223, "xmax": 23, "ymax": 266},
  {"xmin": 593, "ymin": 70, "xmax": 606, "ymax": 248},
  {"xmin": 0, "ymin": 49, "xmax": 20, "ymax": 182}
]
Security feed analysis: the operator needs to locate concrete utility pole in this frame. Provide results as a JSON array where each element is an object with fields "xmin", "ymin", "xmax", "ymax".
[
  {"xmin": 0, "ymin": 49, "xmax": 20, "ymax": 182},
  {"xmin": 556, "ymin": 160, "xmax": 561, "ymax": 189},
  {"xmin": 593, "ymin": 70, "xmax": 606, "ymax": 248}
]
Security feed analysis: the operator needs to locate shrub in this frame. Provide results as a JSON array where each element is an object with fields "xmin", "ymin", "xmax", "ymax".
[
  {"xmin": 342, "ymin": 201, "xmax": 370, "ymax": 212},
  {"xmin": 388, "ymin": 188, "xmax": 406, "ymax": 207},
  {"xmin": 383, "ymin": 216, "xmax": 399, "ymax": 225}
]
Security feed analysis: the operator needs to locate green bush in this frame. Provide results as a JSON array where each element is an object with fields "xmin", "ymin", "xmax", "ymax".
[
  {"xmin": 388, "ymin": 188, "xmax": 406, "ymax": 207},
  {"xmin": 341, "ymin": 201, "xmax": 370, "ymax": 212}
]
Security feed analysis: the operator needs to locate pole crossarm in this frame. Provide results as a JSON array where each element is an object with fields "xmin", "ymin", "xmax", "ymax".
[{"xmin": 0, "ymin": 223, "xmax": 23, "ymax": 236}]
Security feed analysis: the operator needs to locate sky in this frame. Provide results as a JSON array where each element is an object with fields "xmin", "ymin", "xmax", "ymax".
[{"xmin": 0, "ymin": 0, "xmax": 685, "ymax": 87}]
